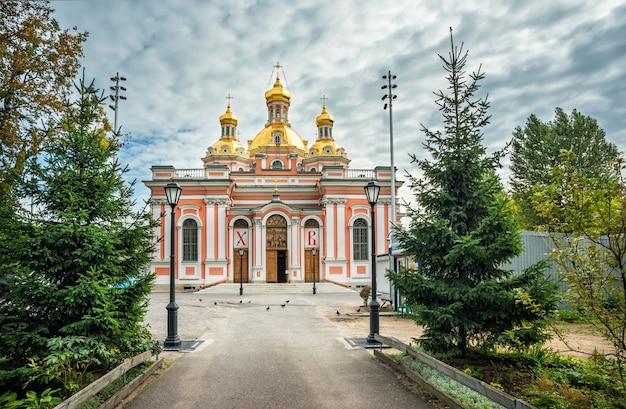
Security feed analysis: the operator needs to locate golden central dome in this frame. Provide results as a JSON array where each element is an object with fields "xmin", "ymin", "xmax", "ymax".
[{"xmin": 248, "ymin": 124, "xmax": 306, "ymax": 153}]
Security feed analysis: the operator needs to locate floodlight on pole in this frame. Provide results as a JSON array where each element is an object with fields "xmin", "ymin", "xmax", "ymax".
[
  {"xmin": 109, "ymin": 73, "xmax": 127, "ymax": 137},
  {"xmin": 382, "ymin": 71, "xmax": 398, "ymax": 308}
]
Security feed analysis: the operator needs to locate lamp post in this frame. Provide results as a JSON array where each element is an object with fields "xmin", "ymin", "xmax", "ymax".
[
  {"xmin": 312, "ymin": 247, "xmax": 317, "ymax": 295},
  {"xmin": 365, "ymin": 180, "xmax": 381, "ymax": 343},
  {"xmin": 239, "ymin": 247, "xmax": 244, "ymax": 296},
  {"xmin": 164, "ymin": 181, "xmax": 182, "ymax": 349}
]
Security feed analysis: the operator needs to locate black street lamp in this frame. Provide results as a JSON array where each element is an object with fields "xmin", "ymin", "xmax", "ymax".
[
  {"xmin": 364, "ymin": 180, "xmax": 381, "ymax": 343},
  {"xmin": 312, "ymin": 247, "xmax": 317, "ymax": 295},
  {"xmin": 239, "ymin": 247, "xmax": 244, "ymax": 296},
  {"xmin": 164, "ymin": 181, "xmax": 182, "ymax": 349}
]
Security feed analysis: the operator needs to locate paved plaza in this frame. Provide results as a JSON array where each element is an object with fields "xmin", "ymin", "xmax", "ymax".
[{"xmin": 123, "ymin": 284, "xmax": 434, "ymax": 409}]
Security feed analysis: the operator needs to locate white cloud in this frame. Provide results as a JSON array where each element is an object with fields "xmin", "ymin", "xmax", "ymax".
[{"xmin": 51, "ymin": 0, "xmax": 626, "ymax": 206}]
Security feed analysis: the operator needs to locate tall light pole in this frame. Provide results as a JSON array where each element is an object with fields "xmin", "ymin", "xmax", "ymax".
[
  {"xmin": 239, "ymin": 247, "xmax": 244, "ymax": 296},
  {"xmin": 109, "ymin": 73, "xmax": 127, "ymax": 136},
  {"xmin": 365, "ymin": 180, "xmax": 381, "ymax": 343},
  {"xmin": 164, "ymin": 181, "xmax": 182, "ymax": 349},
  {"xmin": 382, "ymin": 71, "xmax": 397, "ymax": 307},
  {"xmin": 312, "ymin": 247, "xmax": 317, "ymax": 295}
]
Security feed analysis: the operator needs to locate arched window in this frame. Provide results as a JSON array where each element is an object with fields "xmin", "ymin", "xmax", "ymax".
[
  {"xmin": 267, "ymin": 215, "xmax": 287, "ymax": 249},
  {"xmin": 304, "ymin": 219, "xmax": 319, "ymax": 228},
  {"xmin": 271, "ymin": 160, "xmax": 283, "ymax": 169},
  {"xmin": 182, "ymin": 219, "xmax": 198, "ymax": 262},
  {"xmin": 234, "ymin": 219, "xmax": 249, "ymax": 228},
  {"xmin": 352, "ymin": 218, "xmax": 368, "ymax": 261}
]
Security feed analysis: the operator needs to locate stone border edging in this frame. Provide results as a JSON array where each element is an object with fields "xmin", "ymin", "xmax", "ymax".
[{"xmin": 374, "ymin": 334, "xmax": 537, "ymax": 409}]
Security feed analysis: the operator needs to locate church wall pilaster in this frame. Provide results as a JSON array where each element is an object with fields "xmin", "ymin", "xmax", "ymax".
[
  {"xmin": 252, "ymin": 216, "xmax": 263, "ymax": 282},
  {"xmin": 290, "ymin": 215, "xmax": 301, "ymax": 281},
  {"xmin": 321, "ymin": 198, "xmax": 335, "ymax": 261}
]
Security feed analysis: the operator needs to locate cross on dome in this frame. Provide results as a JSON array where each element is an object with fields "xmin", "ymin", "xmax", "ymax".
[{"xmin": 320, "ymin": 94, "xmax": 328, "ymax": 108}]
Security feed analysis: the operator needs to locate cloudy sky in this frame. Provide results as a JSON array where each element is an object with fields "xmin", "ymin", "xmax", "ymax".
[{"xmin": 51, "ymin": 0, "xmax": 626, "ymax": 207}]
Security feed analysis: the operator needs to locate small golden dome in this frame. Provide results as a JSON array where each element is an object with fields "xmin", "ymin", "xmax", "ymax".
[
  {"xmin": 219, "ymin": 104, "xmax": 238, "ymax": 125},
  {"xmin": 307, "ymin": 139, "xmax": 347, "ymax": 158},
  {"xmin": 264, "ymin": 76, "xmax": 291, "ymax": 102},
  {"xmin": 315, "ymin": 105, "xmax": 334, "ymax": 127},
  {"xmin": 206, "ymin": 138, "xmax": 248, "ymax": 157}
]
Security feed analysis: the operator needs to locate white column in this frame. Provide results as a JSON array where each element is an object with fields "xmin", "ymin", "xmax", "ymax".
[
  {"xmin": 216, "ymin": 200, "xmax": 229, "ymax": 261},
  {"xmin": 323, "ymin": 199, "xmax": 335, "ymax": 260},
  {"xmin": 153, "ymin": 200, "xmax": 165, "ymax": 261},
  {"xmin": 204, "ymin": 199, "xmax": 216, "ymax": 260},
  {"xmin": 290, "ymin": 216, "xmax": 301, "ymax": 277},
  {"xmin": 253, "ymin": 216, "xmax": 263, "ymax": 281},
  {"xmin": 376, "ymin": 199, "xmax": 389, "ymax": 256},
  {"xmin": 336, "ymin": 199, "xmax": 346, "ymax": 260}
]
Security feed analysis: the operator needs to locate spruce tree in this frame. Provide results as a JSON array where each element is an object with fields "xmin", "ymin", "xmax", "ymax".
[
  {"xmin": 0, "ymin": 75, "xmax": 158, "ymax": 393},
  {"xmin": 388, "ymin": 29, "xmax": 557, "ymax": 356}
]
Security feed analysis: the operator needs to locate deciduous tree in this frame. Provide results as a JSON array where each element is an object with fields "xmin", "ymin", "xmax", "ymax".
[
  {"xmin": 0, "ymin": 0, "xmax": 86, "ymax": 199},
  {"xmin": 510, "ymin": 108, "xmax": 619, "ymax": 229},
  {"xmin": 532, "ymin": 150, "xmax": 626, "ymax": 386}
]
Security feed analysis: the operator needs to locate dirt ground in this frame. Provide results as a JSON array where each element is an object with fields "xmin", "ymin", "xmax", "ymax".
[{"xmin": 323, "ymin": 304, "xmax": 615, "ymax": 359}]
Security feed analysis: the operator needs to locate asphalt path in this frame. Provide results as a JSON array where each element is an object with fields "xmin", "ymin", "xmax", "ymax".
[{"xmin": 124, "ymin": 289, "xmax": 434, "ymax": 409}]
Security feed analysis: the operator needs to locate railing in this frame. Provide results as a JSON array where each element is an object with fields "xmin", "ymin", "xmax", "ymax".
[
  {"xmin": 171, "ymin": 168, "xmax": 380, "ymax": 180},
  {"xmin": 175, "ymin": 168, "xmax": 205, "ymax": 178},
  {"xmin": 345, "ymin": 169, "xmax": 375, "ymax": 179}
]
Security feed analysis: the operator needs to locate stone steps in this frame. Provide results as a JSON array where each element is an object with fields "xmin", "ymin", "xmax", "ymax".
[{"xmin": 197, "ymin": 282, "xmax": 354, "ymax": 294}]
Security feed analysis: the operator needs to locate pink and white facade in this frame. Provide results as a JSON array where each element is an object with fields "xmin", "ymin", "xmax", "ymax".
[{"xmin": 144, "ymin": 68, "xmax": 402, "ymax": 289}]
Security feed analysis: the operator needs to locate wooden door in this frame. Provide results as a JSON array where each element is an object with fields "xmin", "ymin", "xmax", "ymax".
[
  {"xmin": 305, "ymin": 249, "xmax": 318, "ymax": 282},
  {"xmin": 233, "ymin": 250, "xmax": 249, "ymax": 283},
  {"xmin": 266, "ymin": 250, "xmax": 277, "ymax": 283}
]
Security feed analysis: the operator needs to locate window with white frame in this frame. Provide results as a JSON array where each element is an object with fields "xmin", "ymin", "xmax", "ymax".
[
  {"xmin": 182, "ymin": 219, "xmax": 198, "ymax": 262},
  {"xmin": 352, "ymin": 218, "xmax": 368, "ymax": 261}
]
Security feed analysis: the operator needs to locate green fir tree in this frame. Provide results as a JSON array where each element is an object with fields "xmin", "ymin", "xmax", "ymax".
[
  {"xmin": 0, "ymin": 75, "xmax": 158, "ymax": 394},
  {"xmin": 388, "ymin": 28, "xmax": 558, "ymax": 356}
]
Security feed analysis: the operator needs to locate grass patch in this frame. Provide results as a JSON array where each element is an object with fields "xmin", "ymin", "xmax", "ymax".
[{"xmin": 76, "ymin": 361, "xmax": 153, "ymax": 409}]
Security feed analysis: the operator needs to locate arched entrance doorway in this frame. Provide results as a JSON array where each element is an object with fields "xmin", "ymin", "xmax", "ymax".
[
  {"xmin": 304, "ymin": 219, "xmax": 319, "ymax": 283},
  {"xmin": 266, "ymin": 215, "xmax": 287, "ymax": 283},
  {"xmin": 233, "ymin": 219, "xmax": 249, "ymax": 283}
]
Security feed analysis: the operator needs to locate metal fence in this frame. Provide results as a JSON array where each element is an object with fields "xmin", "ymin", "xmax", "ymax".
[{"xmin": 500, "ymin": 231, "xmax": 567, "ymax": 298}]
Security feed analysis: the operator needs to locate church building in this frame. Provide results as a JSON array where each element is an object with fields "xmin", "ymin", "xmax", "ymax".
[{"xmin": 144, "ymin": 67, "xmax": 402, "ymax": 289}]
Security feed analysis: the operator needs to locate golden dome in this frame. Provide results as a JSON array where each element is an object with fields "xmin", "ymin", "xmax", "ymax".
[
  {"xmin": 206, "ymin": 138, "xmax": 248, "ymax": 157},
  {"xmin": 264, "ymin": 76, "xmax": 291, "ymax": 103},
  {"xmin": 248, "ymin": 124, "xmax": 306, "ymax": 153},
  {"xmin": 315, "ymin": 105, "xmax": 334, "ymax": 127},
  {"xmin": 219, "ymin": 104, "xmax": 238, "ymax": 125},
  {"xmin": 307, "ymin": 139, "xmax": 347, "ymax": 158}
]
